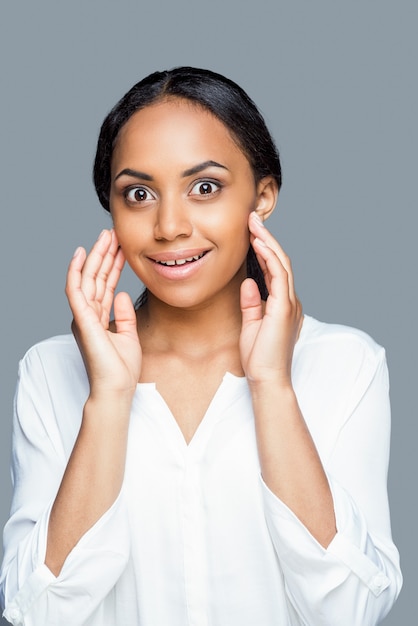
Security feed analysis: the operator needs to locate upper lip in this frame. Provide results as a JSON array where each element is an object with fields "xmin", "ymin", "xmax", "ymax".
[{"xmin": 148, "ymin": 248, "xmax": 210, "ymax": 263}]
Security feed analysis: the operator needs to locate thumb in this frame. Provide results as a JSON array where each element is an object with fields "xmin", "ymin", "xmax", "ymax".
[
  {"xmin": 113, "ymin": 292, "xmax": 137, "ymax": 338},
  {"xmin": 240, "ymin": 278, "xmax": 263, "ymax": 327}
]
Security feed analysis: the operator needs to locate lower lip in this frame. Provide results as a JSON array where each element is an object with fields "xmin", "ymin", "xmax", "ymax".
[{"xmin": 149, "ymin": 253, "xmax": 209, "ymax": 280}]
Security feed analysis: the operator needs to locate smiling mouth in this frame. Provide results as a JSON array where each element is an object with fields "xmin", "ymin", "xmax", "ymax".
[{"xmin": 154, "ymin": 252, "xmax": 207, "ymax": 266}]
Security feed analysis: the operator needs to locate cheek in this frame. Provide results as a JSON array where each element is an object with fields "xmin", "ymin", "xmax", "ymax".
[
  {"xmin": 217, "ymin": 193, "xmax": 254, "ymax": 243},
  {"xmin": 204, "ymin": 185, "xmax": 255, "ymax": 228},
  {"xmin": 214, "ymin": 213, "xmax": 251, "ymax": 270},
  {"xmin": 111, "ymin": 215, "xmax": 145, "ymax": 263}
]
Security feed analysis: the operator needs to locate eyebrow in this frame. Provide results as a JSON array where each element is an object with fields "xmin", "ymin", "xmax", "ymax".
[
  {"xmin": 181, "ymin": 160, "xmax": 228, "ymax": 177},
  {"xmin": 114, "ymin": 160, "xmax": 228, "ymax": 183},
  {"xmin": 114, "ymin": 168, "xmax": 153, "ymax": 182}
]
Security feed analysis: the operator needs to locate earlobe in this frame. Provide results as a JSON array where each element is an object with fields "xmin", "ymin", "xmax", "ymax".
[{"xmin": 254, "ymin": 176, "xmax": 278, "ymax": 222}]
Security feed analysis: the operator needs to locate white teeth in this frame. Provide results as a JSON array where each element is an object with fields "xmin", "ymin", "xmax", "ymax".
[{"xmin": 157, "ymin": 253, "xmax": 205, "ymax": 266}]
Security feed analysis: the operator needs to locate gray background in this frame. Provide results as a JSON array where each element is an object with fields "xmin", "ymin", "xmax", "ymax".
[{"xmin": 0, "ymin": 1, "xmax": 416, "ymax": 623}]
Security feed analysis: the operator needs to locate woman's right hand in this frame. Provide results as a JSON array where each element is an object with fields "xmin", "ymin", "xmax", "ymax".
[{"xmin": 65, "ymin": 229, "xmax": 142, "ymax": 400}]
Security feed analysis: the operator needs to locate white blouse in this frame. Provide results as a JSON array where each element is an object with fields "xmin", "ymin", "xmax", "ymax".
[{"xmin": 0, "ymin": 315, "xmax": 402, "ymax": 625}]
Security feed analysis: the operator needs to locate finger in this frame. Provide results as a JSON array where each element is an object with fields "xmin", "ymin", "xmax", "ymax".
[
  {"xmin": 250, "ymin": 234, "xmax": 272, "ymax": 294},
  {"xmin": 66, "ymin": 247, "xmax": 106, "ymax": 345},
  {"xmin": 252, "ymin": 237, "xmax": 294, "ymax": 312},
  {"xmin": 113, "ymin": 291, "xmax": 138, "ymax": 339},
  {"xmin": 249, "ymin": 212, "xmax": 292, "ymax": 272},
  {"xmin": 93, "ymin": 230, "xmax": 121, "ymax": 303},
  {"xmin": 65, "ymin": 246, "xmax": 89, "ymax": 316},
  {"xmin": 101, "ymin": 246, "xmax": 126, "ymax": 315},
  {"xmin": 240, "ymin": 277, "xmax": 263, "ymax": 325},
  {"xmin": 249, "ymin": 213, "xmax": 297, "ymax": 302},
  {"xmin": 79, "ymin": 229, "xmax": 115, "ymax": 303}
]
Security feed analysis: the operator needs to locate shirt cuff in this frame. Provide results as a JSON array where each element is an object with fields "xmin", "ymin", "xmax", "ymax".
[
  {"xmin": 326, "ymin": 476, "xmax": 390, "ymax": 596},
  {"xmin": 260, "ymin": 474, "xmax": 390, "ymax": 596},
  {"xmin": 3, "ymin": 490, "xmax": 130, "ymax": 624},
  {"xmin": 3, "ymin": 564, "xmax": 55, "ymax": 625}
]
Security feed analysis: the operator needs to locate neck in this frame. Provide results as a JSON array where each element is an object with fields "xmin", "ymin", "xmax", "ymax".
[{"xmin": 137, "ymin": 284, "xmax": 243, "ymax": 359}]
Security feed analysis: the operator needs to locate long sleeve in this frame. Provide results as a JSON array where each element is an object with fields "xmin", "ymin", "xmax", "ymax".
[
  {"xmin": 262, "ymin": 322, "xmax": 402, "ymax": 625},
  {"xmin": 1, "ymin": 323, "xmax": 402, "ymax": 625},
  {"xmin": 0, "ymin": 340, "xmax": 130, "ymax": 626}
]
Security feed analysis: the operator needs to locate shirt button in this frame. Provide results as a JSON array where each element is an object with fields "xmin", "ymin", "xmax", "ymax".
[{"xmin": 372, "ymin": 573, "xmax": 388, "ymax": 594}]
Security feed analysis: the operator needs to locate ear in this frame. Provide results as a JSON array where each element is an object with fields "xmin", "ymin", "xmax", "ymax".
[{"xmin": 254, "ymin": 176, "xmax": 278, "ymax": 222}]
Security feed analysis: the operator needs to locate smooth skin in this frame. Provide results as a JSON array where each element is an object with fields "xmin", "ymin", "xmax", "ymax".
[{"xmin": 45, "ymin": 99, "xmax": 336, "ymax": 576}]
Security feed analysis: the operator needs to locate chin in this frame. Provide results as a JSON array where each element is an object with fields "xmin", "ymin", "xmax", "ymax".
[{"xmin": 146, "ymin": 285, "xmax": 226, "ymax": 312}]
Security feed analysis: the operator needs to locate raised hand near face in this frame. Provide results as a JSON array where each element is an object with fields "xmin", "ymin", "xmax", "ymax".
[
  {"xmin": 239, "ymin": 212, "xmax": 303, "ymax": 388},
  {"xmin": 240, "ymin": 213, "xmax": 336, "ymax": 548},
  {"xmin": 65, "ymin": 229, "xmax": 142, "ymax": 400}
]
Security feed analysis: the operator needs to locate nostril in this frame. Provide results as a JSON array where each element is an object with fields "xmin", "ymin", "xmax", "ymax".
[{"xmin": 154, "ymin": 214, "xmax": 193, "ymax": 241}]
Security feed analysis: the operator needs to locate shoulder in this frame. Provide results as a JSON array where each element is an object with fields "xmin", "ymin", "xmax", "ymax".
[
  {"xmin": 18, "ymin": 334, "xmax": 85, "ymax": 385},
  {"xmin": 14, "ymin": 335, "xmax": 88, "ymax": 457},
  {"xmin": 20, "ymin": 333, "xmax": 80, "ymax": 363},
  {"xmin": 293, "ymin": 314, "xmax": 387, "ymax": 396},
  {"xmin": 293, "ymin": 316, "xmax": 389, "ymax": 451},
  {"xmin": 16, "ymin": 334, "xmax": 88, "ymax": 419},
  {"xmin": 297, "ymin": 314, "xmax": 385, "ymax": 362}
]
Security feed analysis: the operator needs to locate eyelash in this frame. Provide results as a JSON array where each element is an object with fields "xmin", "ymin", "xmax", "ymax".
[
  {"xmin": 123, "ymin": 179, "xmax": 222, "ymax": 204},
  {"xmin": 189, "ymin": 179, "xmax": 222, "ymax": 197},
  {"xmin": 124, "ymin": 186, "xmax": 154, "ymax": 203}
]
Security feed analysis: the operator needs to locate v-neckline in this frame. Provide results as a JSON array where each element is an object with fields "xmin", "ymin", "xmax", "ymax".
[{"xmin": 132, "ymin": 372, "xmax": 248, "ymax": 453}]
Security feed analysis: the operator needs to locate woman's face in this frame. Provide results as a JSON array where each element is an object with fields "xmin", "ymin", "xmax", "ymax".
[{"xmin": 110, "ymin": 98, "xmax": 269, "ymax": 309}]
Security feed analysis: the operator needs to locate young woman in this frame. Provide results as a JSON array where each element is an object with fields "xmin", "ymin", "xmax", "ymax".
[{"xmin": 0, "ymin": 67, "xmax": 401, "ymax": 625}]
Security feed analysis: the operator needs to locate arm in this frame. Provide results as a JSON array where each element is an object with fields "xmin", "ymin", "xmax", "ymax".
[
  {"xmin": 1, "ymin": 230, "xmax": 141, "ymax": 625},
  {"xmin": 240, "ymin": 213, "xmax": 401, "ymax": 624},
  {"xmin": 0, "ymin": 341, "xmax": 132, "ymax": 626},
  {"xmin": 46, "ymin": 229, "xmax": 141, "ymax": 575},
  {"xmin": 260, "ymin": 348, "xmax": 402, "ymax": 625},
  {"xmin": 240, "ymin": 212, "xmax": 336, "ymax": 546}
]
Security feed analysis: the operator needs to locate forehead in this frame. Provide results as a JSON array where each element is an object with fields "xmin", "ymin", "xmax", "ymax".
[{"xmin": 111, "ymin": 98, "xmax": 251, "ymax": 173}]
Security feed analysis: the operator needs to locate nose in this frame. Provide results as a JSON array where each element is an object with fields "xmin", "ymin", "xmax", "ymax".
[{"xmin": 153, "ymin": 197, "xmax": 193, "ymax": 241}]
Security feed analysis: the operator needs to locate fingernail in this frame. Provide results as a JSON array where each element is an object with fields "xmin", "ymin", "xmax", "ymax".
[
  {"xmin": 73, "ymin": 246, "xmax": 83, "ymax": 258},
  {"xmin": 98, "ymin": 229, "xmax": 107, "ymax": 239}
]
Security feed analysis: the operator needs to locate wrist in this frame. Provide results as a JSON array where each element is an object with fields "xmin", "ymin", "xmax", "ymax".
[
  {"xmin": 84, "ymin": 391, "xmax": 134, "ymax": 423},
  {"xmin": 247, "ymin": 370, "xmax": 293, "ymax": 393},
  {"xmin": 249, "ymin": 376, "xmax": 297, "ymax": 409}
]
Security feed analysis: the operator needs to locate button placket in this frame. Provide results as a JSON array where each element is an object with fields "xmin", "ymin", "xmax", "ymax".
[{"xmin": 181, "ymin": 451, "xmax": 209, "ymax": 626}]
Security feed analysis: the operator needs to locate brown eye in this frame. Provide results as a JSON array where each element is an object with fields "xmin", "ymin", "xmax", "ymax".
[
  {"xmin": 199, "ymin": 183, "xmax": 213, "ymax": 194},
  {"xmin": 190, "ymin": 180, "xmax": 221, "ymax": 196},
  {"xmin": 125, "ymin": 187, "xmax": 153, "ymax": 202}
]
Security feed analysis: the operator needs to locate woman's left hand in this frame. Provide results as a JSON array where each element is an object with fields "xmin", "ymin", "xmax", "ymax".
[{"xmin": 239, "ymin": 211, "xmax": 303, "ymax": 387}]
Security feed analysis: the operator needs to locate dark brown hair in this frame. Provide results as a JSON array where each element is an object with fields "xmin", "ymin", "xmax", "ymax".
[{"xmin": 93, "ymin": 67, "xmax": 282, "ymax": 301}]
